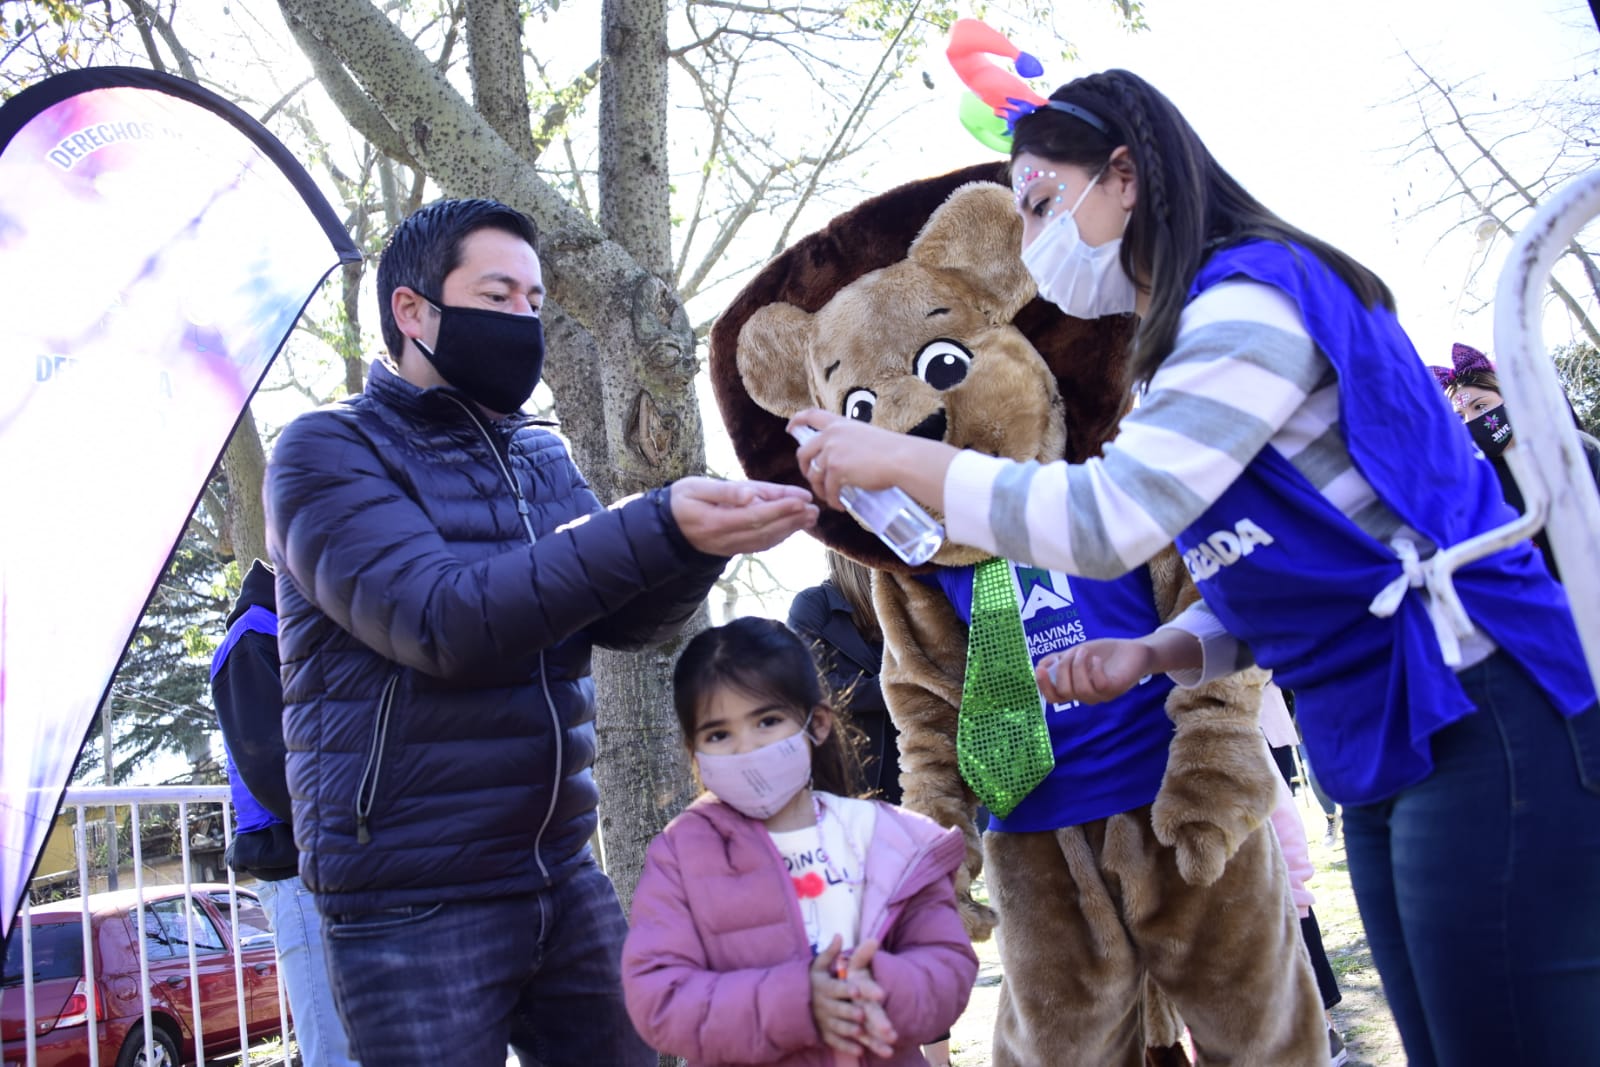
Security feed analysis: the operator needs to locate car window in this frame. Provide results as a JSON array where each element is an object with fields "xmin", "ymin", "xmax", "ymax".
[
  {"xmin": 143, "ymin": 897, "xmax": 226, "ymax": 958},
  {"xmin": 208, "ymin": 891, "xmax": 274, "ymax": 950},
  {"xmin": 2, "ymin": 922, "xmax": 85, "ymax": 984},
  {"xmin": 140, "ymin": 906, "xmax": 178, "ymax": 961}
]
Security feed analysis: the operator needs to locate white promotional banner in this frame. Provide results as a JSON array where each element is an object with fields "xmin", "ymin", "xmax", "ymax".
[{"xmin": 0, "ymin": 67, "xmax": 359, "ymax": 939}]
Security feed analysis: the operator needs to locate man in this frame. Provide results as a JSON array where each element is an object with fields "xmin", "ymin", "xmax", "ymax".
[
  {"xmin": 264, "ymin": 198, "xmax": 816, "ymax": 1066},
  {"xmin": 210, "ymin": 558, "xmax": 359, "ymax": 1067}
]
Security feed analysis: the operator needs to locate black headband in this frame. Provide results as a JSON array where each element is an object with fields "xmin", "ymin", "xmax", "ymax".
[{"xmin": 1043, "ymin": 99, "xmax": 1115, "ymax": 139}]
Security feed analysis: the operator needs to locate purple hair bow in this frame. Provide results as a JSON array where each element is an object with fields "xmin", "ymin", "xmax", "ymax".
[{"xmin": 1432, "ymin": 343, "xmax": 1494, "ymax": 389}]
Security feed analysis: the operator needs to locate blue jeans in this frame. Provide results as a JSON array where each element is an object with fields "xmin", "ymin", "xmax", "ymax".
[
  {"xmin": 254, "ymin": 875, "xmax": 361, "ymax": 1067},
  {"xmin": 322, "ymin": 858, "xmax": 652, "ymax": 1067},
  {"xmin": 1342, "ymin": 652, "xmax": 1600, "ymax": 1067}
]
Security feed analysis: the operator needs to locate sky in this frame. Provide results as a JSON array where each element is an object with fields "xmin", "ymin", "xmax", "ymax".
[{"xmin": 707, "ymin": 0, "xmax": 1600, "ymax": 612}]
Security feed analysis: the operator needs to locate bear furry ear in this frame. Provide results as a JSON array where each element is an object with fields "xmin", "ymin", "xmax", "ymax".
[
  {"xmin": 737, "ymin": 302, "xmax": 819, "ymax": 417},
  {"xmin": 909, "ymin": 182, "xmax": 1036, "ymax": 323}
]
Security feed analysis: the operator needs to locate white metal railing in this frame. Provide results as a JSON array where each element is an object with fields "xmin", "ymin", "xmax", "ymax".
[
  {"xmin": 8, "ymin": 784, "xmax": 294, "ymax": 1067},
  {"xmin": 1492, "ymin": 169, "xmax": 1600, "ymax": 689}
]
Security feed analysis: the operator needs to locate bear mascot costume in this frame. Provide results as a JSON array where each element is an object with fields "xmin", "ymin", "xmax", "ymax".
[{"xmin": 708, "ymin": 167, "xmax": 1327, "ymax": 1066}]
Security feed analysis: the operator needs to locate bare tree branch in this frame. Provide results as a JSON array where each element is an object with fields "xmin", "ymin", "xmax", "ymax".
[
  {"xmin": 280, "ymin": 6, "xmax": 421, "ymax": 170},
  {"xmin": 1398, "ymin": 51, "xmax": 1600, "ymax": 347},
  {"xmin": 1407, "ymin": 53, "xmax": 1600, "ymax": 309},
  {"xmin": 259, "ymin": 76, "xmax": 316, "ymax": 124},
  {"xmin": 530, "ymin": 59, "xmax": 601, "ymax": 163},
  {"xmin": 122, "ymin": 0, "xmax": 197, "ymax": 81},
  {"xmin": 768, "ymin": 0, "xmax": 923, "ymax": 255}
]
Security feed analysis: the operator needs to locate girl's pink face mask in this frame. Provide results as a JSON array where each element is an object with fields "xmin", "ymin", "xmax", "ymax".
[{"xmin": 695, "ymin": 729, "xmax": 812, "ymax": 820}]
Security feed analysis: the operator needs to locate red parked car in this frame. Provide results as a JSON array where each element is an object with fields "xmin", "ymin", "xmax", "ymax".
[{"xmin": 2, "ymin": 884, "xmax": 283, "ymax": 1067}]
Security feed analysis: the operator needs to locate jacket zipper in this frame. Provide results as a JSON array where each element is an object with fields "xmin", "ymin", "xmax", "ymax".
[
  {"xmin": 444, "ymin": 395, "xmax": 559, "ymax": 879},
  {"xmin": 354, "ymin": 674, "xmax": 400, "ymax": 844},
  {"xmin": 869, "ymin": 837, "xmax": 935, "ymax": 943},
  {"xmin": 814, "ymin": 795, "xmax": 946, "ymax": 945}
]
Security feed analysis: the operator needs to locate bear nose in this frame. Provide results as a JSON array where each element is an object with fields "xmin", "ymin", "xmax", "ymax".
[{"xmin": 908, "ymin": 409, "xmax": 947, "ymax": 442}]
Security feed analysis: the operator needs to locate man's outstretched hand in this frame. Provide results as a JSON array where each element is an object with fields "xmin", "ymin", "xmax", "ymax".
[{"xmin": 669, "ymin": 477, "xmax": 818, "ymax": 556}]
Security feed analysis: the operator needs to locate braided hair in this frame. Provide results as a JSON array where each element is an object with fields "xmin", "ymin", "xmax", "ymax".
[{"xmin": 1010, "ymin": 70, "xmax": 1394, "ymax": 385}]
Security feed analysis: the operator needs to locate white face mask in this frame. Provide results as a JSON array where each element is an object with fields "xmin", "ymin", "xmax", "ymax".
[{"xmin": 1020, "ymin": 172, "xmax": 1138, "ymax": 319}]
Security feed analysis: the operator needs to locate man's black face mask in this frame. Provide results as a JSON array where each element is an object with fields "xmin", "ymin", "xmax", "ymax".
[{"xmin": 414, "ymin": 293, "xmax": 545, "ymax": 415}]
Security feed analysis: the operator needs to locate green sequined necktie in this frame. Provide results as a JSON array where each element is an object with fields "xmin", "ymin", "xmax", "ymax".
[{"xmin": 957, "ymin": 557, "xmax": 1056, "ymax": 818}]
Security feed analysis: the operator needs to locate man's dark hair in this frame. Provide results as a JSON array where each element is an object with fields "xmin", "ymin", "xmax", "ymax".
[{"xmin": 376, "ymin": 198, "xmax": 540, "ymax": 360}]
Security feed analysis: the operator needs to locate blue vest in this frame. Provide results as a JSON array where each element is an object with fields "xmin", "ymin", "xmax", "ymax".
[
  {"xmin": 210, "ymin": 604, "xmax": 281, "ymax": 836},
  {"xmin": 934, "ymin": 563, "xmax": 1174, "ymax": 832},
  {"xmin": 1175, "ymin": 241, "xmax": 1595, "ymax": 805}
]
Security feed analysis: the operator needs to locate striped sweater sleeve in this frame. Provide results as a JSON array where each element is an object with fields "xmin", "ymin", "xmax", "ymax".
[{"xmin": 942, "ymin": 280, "xmax": 1326, "ymax": 579}]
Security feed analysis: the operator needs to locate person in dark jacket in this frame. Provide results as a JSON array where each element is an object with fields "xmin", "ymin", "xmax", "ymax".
[
  {"xmin": 210, "ymin": 558, "xmax": 360, "ymax": 1067},
  {"xmin": 787, "ymin": 550, "xmax": 903, "ymax": 804},
  {"xmin": 263, "ymin": 198, "xmax": 816, "ymax": 1067}
]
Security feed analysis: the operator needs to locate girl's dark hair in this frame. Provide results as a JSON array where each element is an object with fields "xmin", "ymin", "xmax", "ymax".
[
  {"xmin": 1010, "ymin": 69, "xmax": 1394, "ymax": 385},
  {"xmin": 672, "ymin": 617, "xmax": 865, "ymax": 797}
]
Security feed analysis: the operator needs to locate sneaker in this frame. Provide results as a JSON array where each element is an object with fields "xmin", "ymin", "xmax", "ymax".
[
  {"xmin": 1321, "ymin": 816, "xmax": 1339, "ymax": 849},
  {"xmin": 1328, "ymin": 1026, "xmax": 1349, "ymax": 1066}
]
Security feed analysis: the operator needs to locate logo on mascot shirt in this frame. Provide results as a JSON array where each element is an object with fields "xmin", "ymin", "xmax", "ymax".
[
  {"xmin": 1018, "ymin": 567, "xmax": 1083, "ymax": 660},
  {"xmin": 1182, "ymin": 518, "xmax": 1276, "ymax": 581},
  {"xmin": 1018, "ymin": 566, "xmax": 1074, "ymax": 619}
]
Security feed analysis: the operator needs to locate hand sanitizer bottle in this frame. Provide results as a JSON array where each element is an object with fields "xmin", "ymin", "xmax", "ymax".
[{"xmin": 790, "ymin": 425, "xmax": 945, "ymax": 566}]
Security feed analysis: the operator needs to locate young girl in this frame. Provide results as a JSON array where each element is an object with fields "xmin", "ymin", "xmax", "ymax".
[
  {"xmin": 789, "ymin": 70, "xmax": 1600, "ymax": 1067},
  {"xmin": 621, "ymin": 617, "xmax": 978, "ymax": 1066}
]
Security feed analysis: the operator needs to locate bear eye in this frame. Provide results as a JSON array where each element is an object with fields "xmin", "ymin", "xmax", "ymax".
[
  {"xmin": 843, "ymin": 389, "xmax": 876, "ymax": 423},
  {"xmin": 915, "ymin": 340, "xmax": 972, "ymax": 391}
]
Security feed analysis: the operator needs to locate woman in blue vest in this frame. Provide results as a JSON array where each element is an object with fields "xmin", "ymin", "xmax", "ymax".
[{"xmin": 789, "ymin": 69, "xmax": 1600, "ymax": 1067}]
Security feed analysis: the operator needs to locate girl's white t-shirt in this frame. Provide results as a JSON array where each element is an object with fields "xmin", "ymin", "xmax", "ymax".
[{"xmin": 768, "ymin": 793, "xmax": 877, "ymax": 955}]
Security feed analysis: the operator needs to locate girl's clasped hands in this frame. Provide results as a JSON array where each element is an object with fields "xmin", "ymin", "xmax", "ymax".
[{"xmin": 810, "ymin": 935, "xmax": 897, "ymax": 1059}]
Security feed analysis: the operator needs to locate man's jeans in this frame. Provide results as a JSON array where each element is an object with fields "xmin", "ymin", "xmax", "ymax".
[
  {"xmin": 322, "ymin": 858, "xmax": 653, "ymax": 1067},
  {"xmin": 254, "ymin": 875, "xmax": 362, "ymax": 1067},
  {"xmin": 1343, "ymin": 652, "xmax": 1600, "ymax": 1067}
]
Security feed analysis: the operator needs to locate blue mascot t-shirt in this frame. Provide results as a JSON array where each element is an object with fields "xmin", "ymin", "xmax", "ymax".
[{"xmin": 933, "ymin": 562, "xmax": 1175, "ymax": 832}]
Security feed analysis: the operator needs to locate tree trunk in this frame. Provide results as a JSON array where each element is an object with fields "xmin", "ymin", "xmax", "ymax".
[
  {"xmin": 341, "ymin": 258, "xmax": 367, "ymax": 398},
  {"xmin": 465, "ymin": 0, "xmax": 539, "ymax": 169},
  {"xmin": 600, "ymin": 0, "xmax": 672, "ymax": 278},
  {"xmin": 222, "ymin": 407, "xmax": 269, "ymax": 571},
  {"xmin": 277, "ymin": 0, "xmax": 708, "ymax": 910},
  {"xmin": 594, "ymin": 0, "xmax": 705, "ymax": 919},
  {"xmin": 275, "ymin": 0, "xmax": 704, "ymax": 482},
  {"xmin": 591, "ymin": 635, "xmax": 703, "ymax": 908},
  {"xmin": 102, "ymin": 711, "xmax": 119, "ymax": 891}
]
